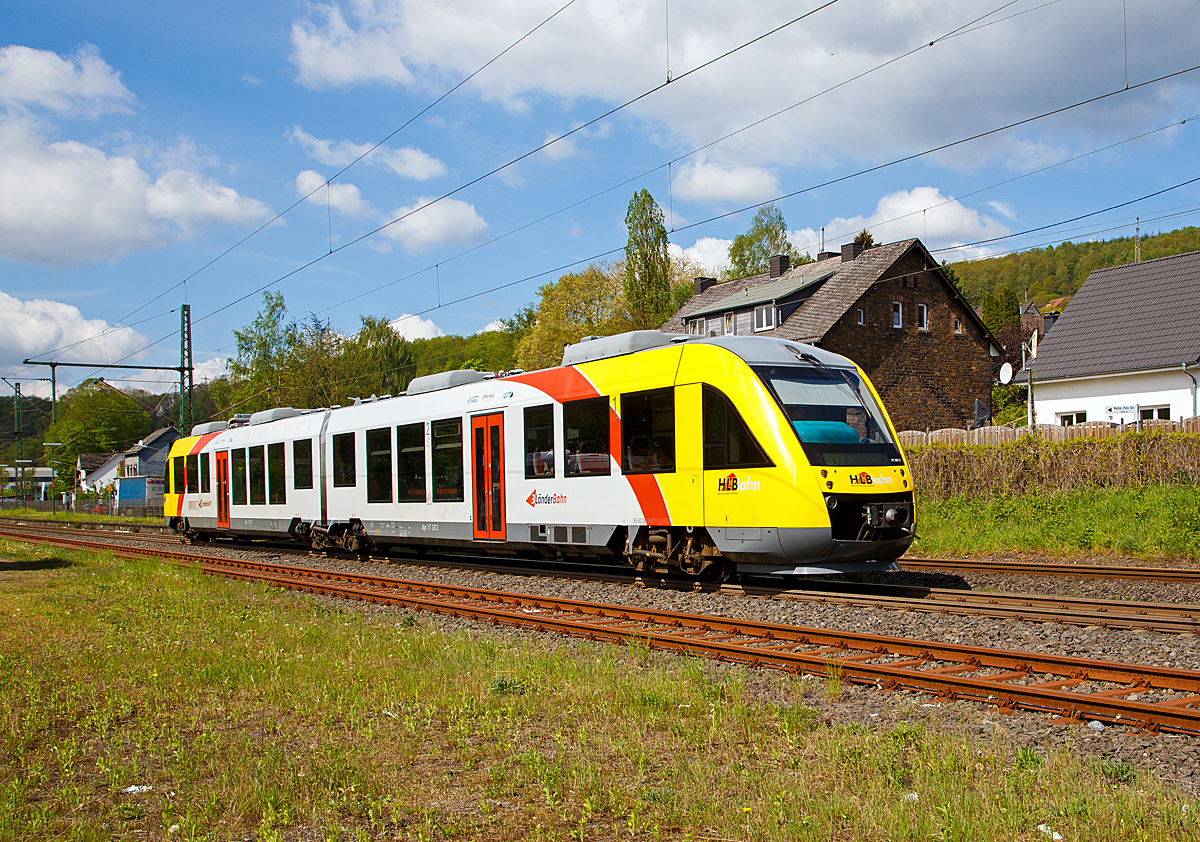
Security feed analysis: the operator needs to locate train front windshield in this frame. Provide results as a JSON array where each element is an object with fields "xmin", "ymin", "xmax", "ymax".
[{"xmin": 754, "ymin": 366, "xmax": 903, "ymax": 467}]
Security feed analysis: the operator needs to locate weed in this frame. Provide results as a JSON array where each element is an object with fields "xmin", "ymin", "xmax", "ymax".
[
  {"xmin": 1100, "ymin": 758, "xmax": 1137, "ymax": 784},
  {"xmin": 490, "ymin": 677, "xmax": 526, "ymax": 696},
  {"xmin": 1016, "ymin": 747, "xmax": 1044, "ymax": 771},
  {"xmin": 824, "ymin": 659, "xmax": 843, "ymax": 699}
]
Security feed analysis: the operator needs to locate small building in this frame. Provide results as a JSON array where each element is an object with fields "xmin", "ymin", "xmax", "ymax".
[
  {"xmin": 1018, "ymin": 250, "xmax": 1200, "ymax": 426},
  {"xmin": 121, "ymin": 427, "xmax": 181, "ymax": 479},
  {"xmin": 77, "ymin": 452, "xmax": 122, "ymax": 492},
  {"xmin": 662, "ymin": 239, "xmax": 1002, "ymax": 431}
]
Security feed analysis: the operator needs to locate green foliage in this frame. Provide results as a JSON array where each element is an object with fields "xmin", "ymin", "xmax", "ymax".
[
  {"xmin": 948, "ymin": 225, "xmax": 1200, "ymax": 305},
  {"xmin": 980, "ymin": 288, "xmax": 1019, "ymax": 335},
  {"xmin": 516, "ymin": 263, "xmax": 629, "ymax": 371},
  {"xmin": 42, "ymin": 381, "xmax": 155, "ymax": 484},
  {"xmin": 853, "ymin": 229, "xmax": 874, "ymax": 248},
  {"xmin": 724, "ymin": 204, "xmax": 812, "ymax": 280},
  {"xmin": 623, "ymin": 189, "xmax": 672, "ymax": 329},
  {"xmin": 0, "ymin": 395, "xmax": 53, "ymax": 473}
]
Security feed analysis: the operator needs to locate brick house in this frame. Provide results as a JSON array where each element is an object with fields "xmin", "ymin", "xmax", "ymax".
[{"xmin": 661, "ymin": 239, "xmax": 1002, "ymax": 431}]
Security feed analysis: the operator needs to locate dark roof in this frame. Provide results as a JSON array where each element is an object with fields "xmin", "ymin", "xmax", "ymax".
[
  {"xmin": 1020, "ymin": 302, "xmax": 1041, "ymax": 316},
  {"xmin": 76, "ymin": 452, "xmax": 117, "ymax": 473},
  {"xmin": 688, "ymin": 267, "xmax": 837, "ymax": 319},
  {"xmin": 125, "ymin": 426, "xmax": 180, "ymax": 456},
  {"xmin": 1022, "ymin": 250, "xmax": 1200, "ymax": 380}
]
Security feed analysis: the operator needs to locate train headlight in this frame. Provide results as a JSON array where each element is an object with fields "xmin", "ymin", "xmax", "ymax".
[
  {"xmin": 824, "ymin": 494, "xmax": 837, "ymax": 510},
  {"xmin": 884, "ymin": 506, "xmax": 909, "ymax": 526}
]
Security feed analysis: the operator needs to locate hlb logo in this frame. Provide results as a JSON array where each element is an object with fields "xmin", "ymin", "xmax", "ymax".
[
  {"xmin": 526, "ymin": 489, "xmax": 567, "ymax": 507},
  {"xmin": 848, "ymin": 472, "xmax": 894, "ymax": 485},
  {"xmin": 717, "ymin": 473, "xmax": 760, "ymax": 492}
]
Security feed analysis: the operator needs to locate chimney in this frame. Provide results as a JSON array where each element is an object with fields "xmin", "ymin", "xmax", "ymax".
[
  {"xmin": 693, "ymin": 276, "xmax": 718, "ymax": 295},
  {"xmin": 817, "ymin": 251, "xmax": 839, "ymax": 261},
  {"xmin": 841, "ymin": 242, "xmax": 864, "ymax": 262},
  {"xmin": 769, "ymin": 254, "xmax": 790, "ymax": 278}
]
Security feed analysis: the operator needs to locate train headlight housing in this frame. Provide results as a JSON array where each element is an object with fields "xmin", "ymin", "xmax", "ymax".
[
  {"xmin": 824, "ymin": 494, "xmax": 837, "ymax": 510},
  {"xmin": 884, "ymin": 506, "xmax": 909, "ymax": 526}
]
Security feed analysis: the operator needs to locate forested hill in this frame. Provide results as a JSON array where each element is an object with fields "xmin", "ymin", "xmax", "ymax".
[{"xmin": 947, "ymin": 226, "xmax": 1200, "ymax": 306}]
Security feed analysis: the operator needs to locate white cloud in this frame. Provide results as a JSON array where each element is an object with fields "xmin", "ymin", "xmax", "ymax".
[
  {"xmin": 0, "ymin": 289, "xmax": 151, "ymax": 377},
  {"xmin": 0, "ymin": 120, "xmax": 271, "ymax": 265},
  {"xmin": 296, "ymin": 169, "xmax": 376, "ymax": 217},
  {"xmin": 794, "ymin": 186, "xmax": 1010, "ymax": 260},
  {"xmin": 671, "ymin": 159, "xmax": 778, "ymax": 205},
  {"xmin": 0, "ymin": 43, "xmax": 135, "ymax": 116},
  {"xmin": 381, "ymin": 196, "xmax": 488, "ymax": 253},
  {"xmin": 287, "ymin": 125, "xmax": 446, "ymax": 180},
  {"xmin": 242, "ymin": 73, "xmax": 263, "ymax": 86},
  {"xmin": 287, "ymin": 1, "xmax": 1200, "ymax": 171},
  {"xmin": 542, "ymin": 131, "xmax": 578, "ymax": 161},
  {"xmin": 194, "ymin": 356, "xmax": 229, "ymax": 382},
  {"xmin": 389, "ymin": 313, "xmax": 444, "ymax": 340},
  {"xmin": 477, "ymin": 319, "xmax": 505, "ymax": 333},
  {"xmin": 670, "ymin": 237, "xmax": 731, "ymax": 275}
]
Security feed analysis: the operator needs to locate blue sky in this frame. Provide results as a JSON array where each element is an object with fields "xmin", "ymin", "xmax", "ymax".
[{"xmin": 3, "ymin": 0, "xmax": 1199, "ymax": 397}]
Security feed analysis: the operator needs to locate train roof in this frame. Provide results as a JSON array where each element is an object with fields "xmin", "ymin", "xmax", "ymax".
[{"xmin": 560, "ymin": 330, "xmax": 854, "ymax": 369}]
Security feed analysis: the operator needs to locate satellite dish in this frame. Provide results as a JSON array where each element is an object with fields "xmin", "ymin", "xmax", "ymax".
[{"xmin": 999, "ymin": 362, "xmax": 1014, "ymax": 385}]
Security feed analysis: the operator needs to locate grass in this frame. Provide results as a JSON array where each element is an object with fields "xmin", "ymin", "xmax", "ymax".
[
  {"xmin": 1, "ymin": 539, "xmax": 1198, "ymax": 840},
  {"xmin": 913, "ymin": 485, "xmax": 1200, "ymax": 560},
  {"xmin": 0, "ymin": 507, "xmax": 162, "ymax": 525}
]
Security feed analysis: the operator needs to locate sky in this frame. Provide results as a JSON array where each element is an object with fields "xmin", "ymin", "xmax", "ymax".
[{"xmin": 2, "ymin": 0, "xmax": 1200, "ymax": 400}]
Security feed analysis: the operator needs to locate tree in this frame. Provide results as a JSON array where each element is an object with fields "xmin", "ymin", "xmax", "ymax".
[
  {"xmin": 981, "ymin": 288, "xmax": 1020, "ymax": 335},
  {"xmin": 724, "ymin": 204, "xmax": 811, "ymax": 280},
  {"xmin": 516, "ymin": 264, "xmax": 627, "ymax": 371},
  {"xmin": 43, "ymin": 380, "xmax": 154, "ymax": 482},
  {"xmin": 623, "ymin": 189, "xmax": 672, "ymax": 329},
  {"xmin": 853, "ymin": 229, "xmax": 875, "ymax": 248},
  {"xmin": 225, "ymin": 291, "xmax": 296, "ymax": 414}
]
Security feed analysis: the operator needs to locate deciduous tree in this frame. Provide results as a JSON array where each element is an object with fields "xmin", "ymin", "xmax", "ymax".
[
  {"xmin": 725, "ymin": 204, "xmax": 811, "ymax": 280},
  {"xmin": 624, "ymin": 189, "xmax": 672, "ymax": 329}
]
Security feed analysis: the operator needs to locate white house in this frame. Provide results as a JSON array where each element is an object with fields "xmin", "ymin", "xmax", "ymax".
[{"xmin": 1019, "ymin": 250, "xmax": 1200, "ymax": 426}]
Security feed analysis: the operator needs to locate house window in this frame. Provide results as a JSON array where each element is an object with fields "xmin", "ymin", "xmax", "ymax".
[
  {"xmin": 1141, "ymin": 406, "xmax": 1171, "ymax": 421},
  {"xmin": 688, "ymin": 318, "xmax": 704, "ymax": 336},
  {"xmin": 892, "ymin": 302, "xmax": 903, "ymax": 328},
  {"xmin": 524, "ymin": 405, "xmax": 555, "ymax": 479},
  {"xmin": 397, "ymin": 422, "xmax": 426, "ymax": 502},
  {"xmin": 724, "ymin": 313, "xmax": 735, "ymax": 335},
  {"xmin": 954, "ymin": 316, "xmax": 963, "ymax": 334},
  {"xmin": 856, "ymin": 308, "xmax": 864, "ymax": 325},
  {"xmin": 1058, "ymin": 412, "xmax": 1087, "ymax": 427},
  {"xmin": 917, "ymin": 304, "xmax": 928, "ymax": 331},
  {"xmin": 754, "ymin": 305, "xmax": 775, "ymax": 332}
]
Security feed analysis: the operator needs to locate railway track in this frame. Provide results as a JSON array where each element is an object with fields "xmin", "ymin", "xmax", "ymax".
[
  {"xmin": 900, "ymin": 556, "xmax": 1200, "ymax": 582},
  {"xmin": 5, "ymin": 527, "xmax": 1200, "ymax": 733},
  {"xmin": 3, "ymin": 525, "xmax": 1200, "ymax": 634}
]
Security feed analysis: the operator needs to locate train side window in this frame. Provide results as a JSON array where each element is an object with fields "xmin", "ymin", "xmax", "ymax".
[
  {"xmin": 200, "ymin": 452, "xmax": 211, "ymax": 494},
  {"xmin": 366, "ymin": 427, "xmax": 393, "ymax": 504},
  {"xmin": 293, "ymin": 439, "xmax": 313, "ymax": 489},
  {"xmin": 172, "ymin": 455, "xmax": 186, "ymax": 495},
  {"xmin": 185, "ymin": 455, "xmax": 199, "ymax": 492},
  {"xmin": 248, "ymin": 445, "xmax": 266, "ymax": 504},
  {"xmin": 332, "ymin": 432, "xmax": 356, "ymax": 488},
  {"xmin": 524, "ymin": 405, "xmax": 555, "ymax": 479},
  {"xmin": 703, "ymin": 385, "xmax": 772, "ymax": 469},
  {"xmin": 231, "ymin": 449, "xmax": 247, "ymax": 505},
  {"xmin": 564, "ymin": 397, "xmax": 611, "ymax": 476},
  {"xmin": 267, "ymin": 442, "xmax": 286, "ymax": 505},
  {"xmin": 397, "ymin": 422, "xmax": 426, "ymax": 502},
  {"xmin": 621, "ymin": 388, "xmax": 675, "ymax": 474},
  {"xmin": 432, "ymin": 418, "xmax": 464, "ymax": 502}
]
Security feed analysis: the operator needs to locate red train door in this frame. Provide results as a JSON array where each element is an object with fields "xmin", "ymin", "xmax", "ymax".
[
  {"xmin": 471, "ymin": 413, "xmax": 506, "ymax": 540},
  {"xmin": 215, "ymin": 450, "xmax": 230, "ymax": 528}
]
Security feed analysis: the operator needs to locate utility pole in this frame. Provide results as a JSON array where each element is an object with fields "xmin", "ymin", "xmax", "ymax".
[
  {"xmin": 13, "ymin": 382, "xmax": 20, "ymax": 482},
  {"xmin": 180, "ymin": 304, "xmax": 193, "ymax": 432}
]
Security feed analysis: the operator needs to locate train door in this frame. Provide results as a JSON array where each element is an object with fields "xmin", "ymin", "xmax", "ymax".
[
  {"xmin": 471, "ymin": 413, "xmax": 506, "ymax": 540},
  {"xmin": 215, "ymin": 450, "xmax": 230, "ymax": 529}
]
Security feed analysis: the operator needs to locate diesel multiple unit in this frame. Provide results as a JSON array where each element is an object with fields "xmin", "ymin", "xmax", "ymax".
[{"xmin": 165, "ymin": 332, "xmax": 915, "ymax": 578}]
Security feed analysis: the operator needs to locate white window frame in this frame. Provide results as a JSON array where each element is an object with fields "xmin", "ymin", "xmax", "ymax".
[
  {"xmin": 724, "ymin": 312, "xmax": 735, "ymax": 335},
  {"xmin": 856, "ymin": 308, "xmax": 865, "ymax": 325},
  {"xmin": 953, "ymin": 316, "xmax": 963, "ymax": 335},
  {"xmin": 892, "ymin": 302, "xmax": 903, "ymax": 329},
  {"xmin": 688, "ymin": 318, "xmax": 704, "ymax": 336},
  {"xmin": 753, "ymin": 304, "xmax": 775, "ymax": 332},
  {"xmin": 1140, "ymin": 406, "xmax": 1170, "ymax": 421},
  {"xmin": 917, "ymin": 303, "xmax": 928, "ymax": 331},
  {"xmin": 1058, "ymin": 411, "xmax": 1086, "ymax": 427}
]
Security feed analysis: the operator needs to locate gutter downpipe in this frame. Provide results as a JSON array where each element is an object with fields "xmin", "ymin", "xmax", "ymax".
[{"xmin": 1184, "ymin": 358, "xmax": 1199, "ymax": 420}]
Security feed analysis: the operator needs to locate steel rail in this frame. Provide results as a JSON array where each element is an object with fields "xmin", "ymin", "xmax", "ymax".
[
  {"xmin": 200, "ymin": 556, "xmax": 1200, "ymax": 734},
  {"xmin": 900, "ymin": 556, "xmax": 1200, "ymax": 582},
  {"xmin": 4, "ymin": 526, "xmax": 1200, "ymax": 634},
  {"xmin": 4, "ymin": 526, "xmax": 1198, "ymax": 734}
]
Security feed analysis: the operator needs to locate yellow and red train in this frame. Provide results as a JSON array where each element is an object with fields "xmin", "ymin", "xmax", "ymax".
[{"xmin": 165, "ymin": 331, "xmax": 914, "ymax": 578}]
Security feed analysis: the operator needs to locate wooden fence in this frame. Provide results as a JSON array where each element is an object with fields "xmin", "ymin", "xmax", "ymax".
[{"xmin": 898, "ymin": 417, "xmax": 1200, "ymax": 448}]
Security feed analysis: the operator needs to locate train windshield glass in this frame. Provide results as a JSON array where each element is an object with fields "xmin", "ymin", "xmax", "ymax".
[{"xmin": 754, "ymin": 366, "xmax": 902, "ymax": 467}]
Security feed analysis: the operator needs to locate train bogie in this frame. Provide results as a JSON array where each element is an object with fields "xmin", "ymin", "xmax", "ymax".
[{"xmin": 165, "ymin": 332, "xmax": 915, "ymax": 577}]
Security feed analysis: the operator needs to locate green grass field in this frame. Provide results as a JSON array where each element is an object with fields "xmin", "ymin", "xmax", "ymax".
[
  {"xmin": 1, "ymin": 538, "xmax": 1196, "ymax": 840},
  {"xmin": 0, "ymin": 508, "xmax": 162, "ymax": 526},
  {"xmin": 912, "ymin": 486, "xmax": 1200, "ymax": 560}
]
